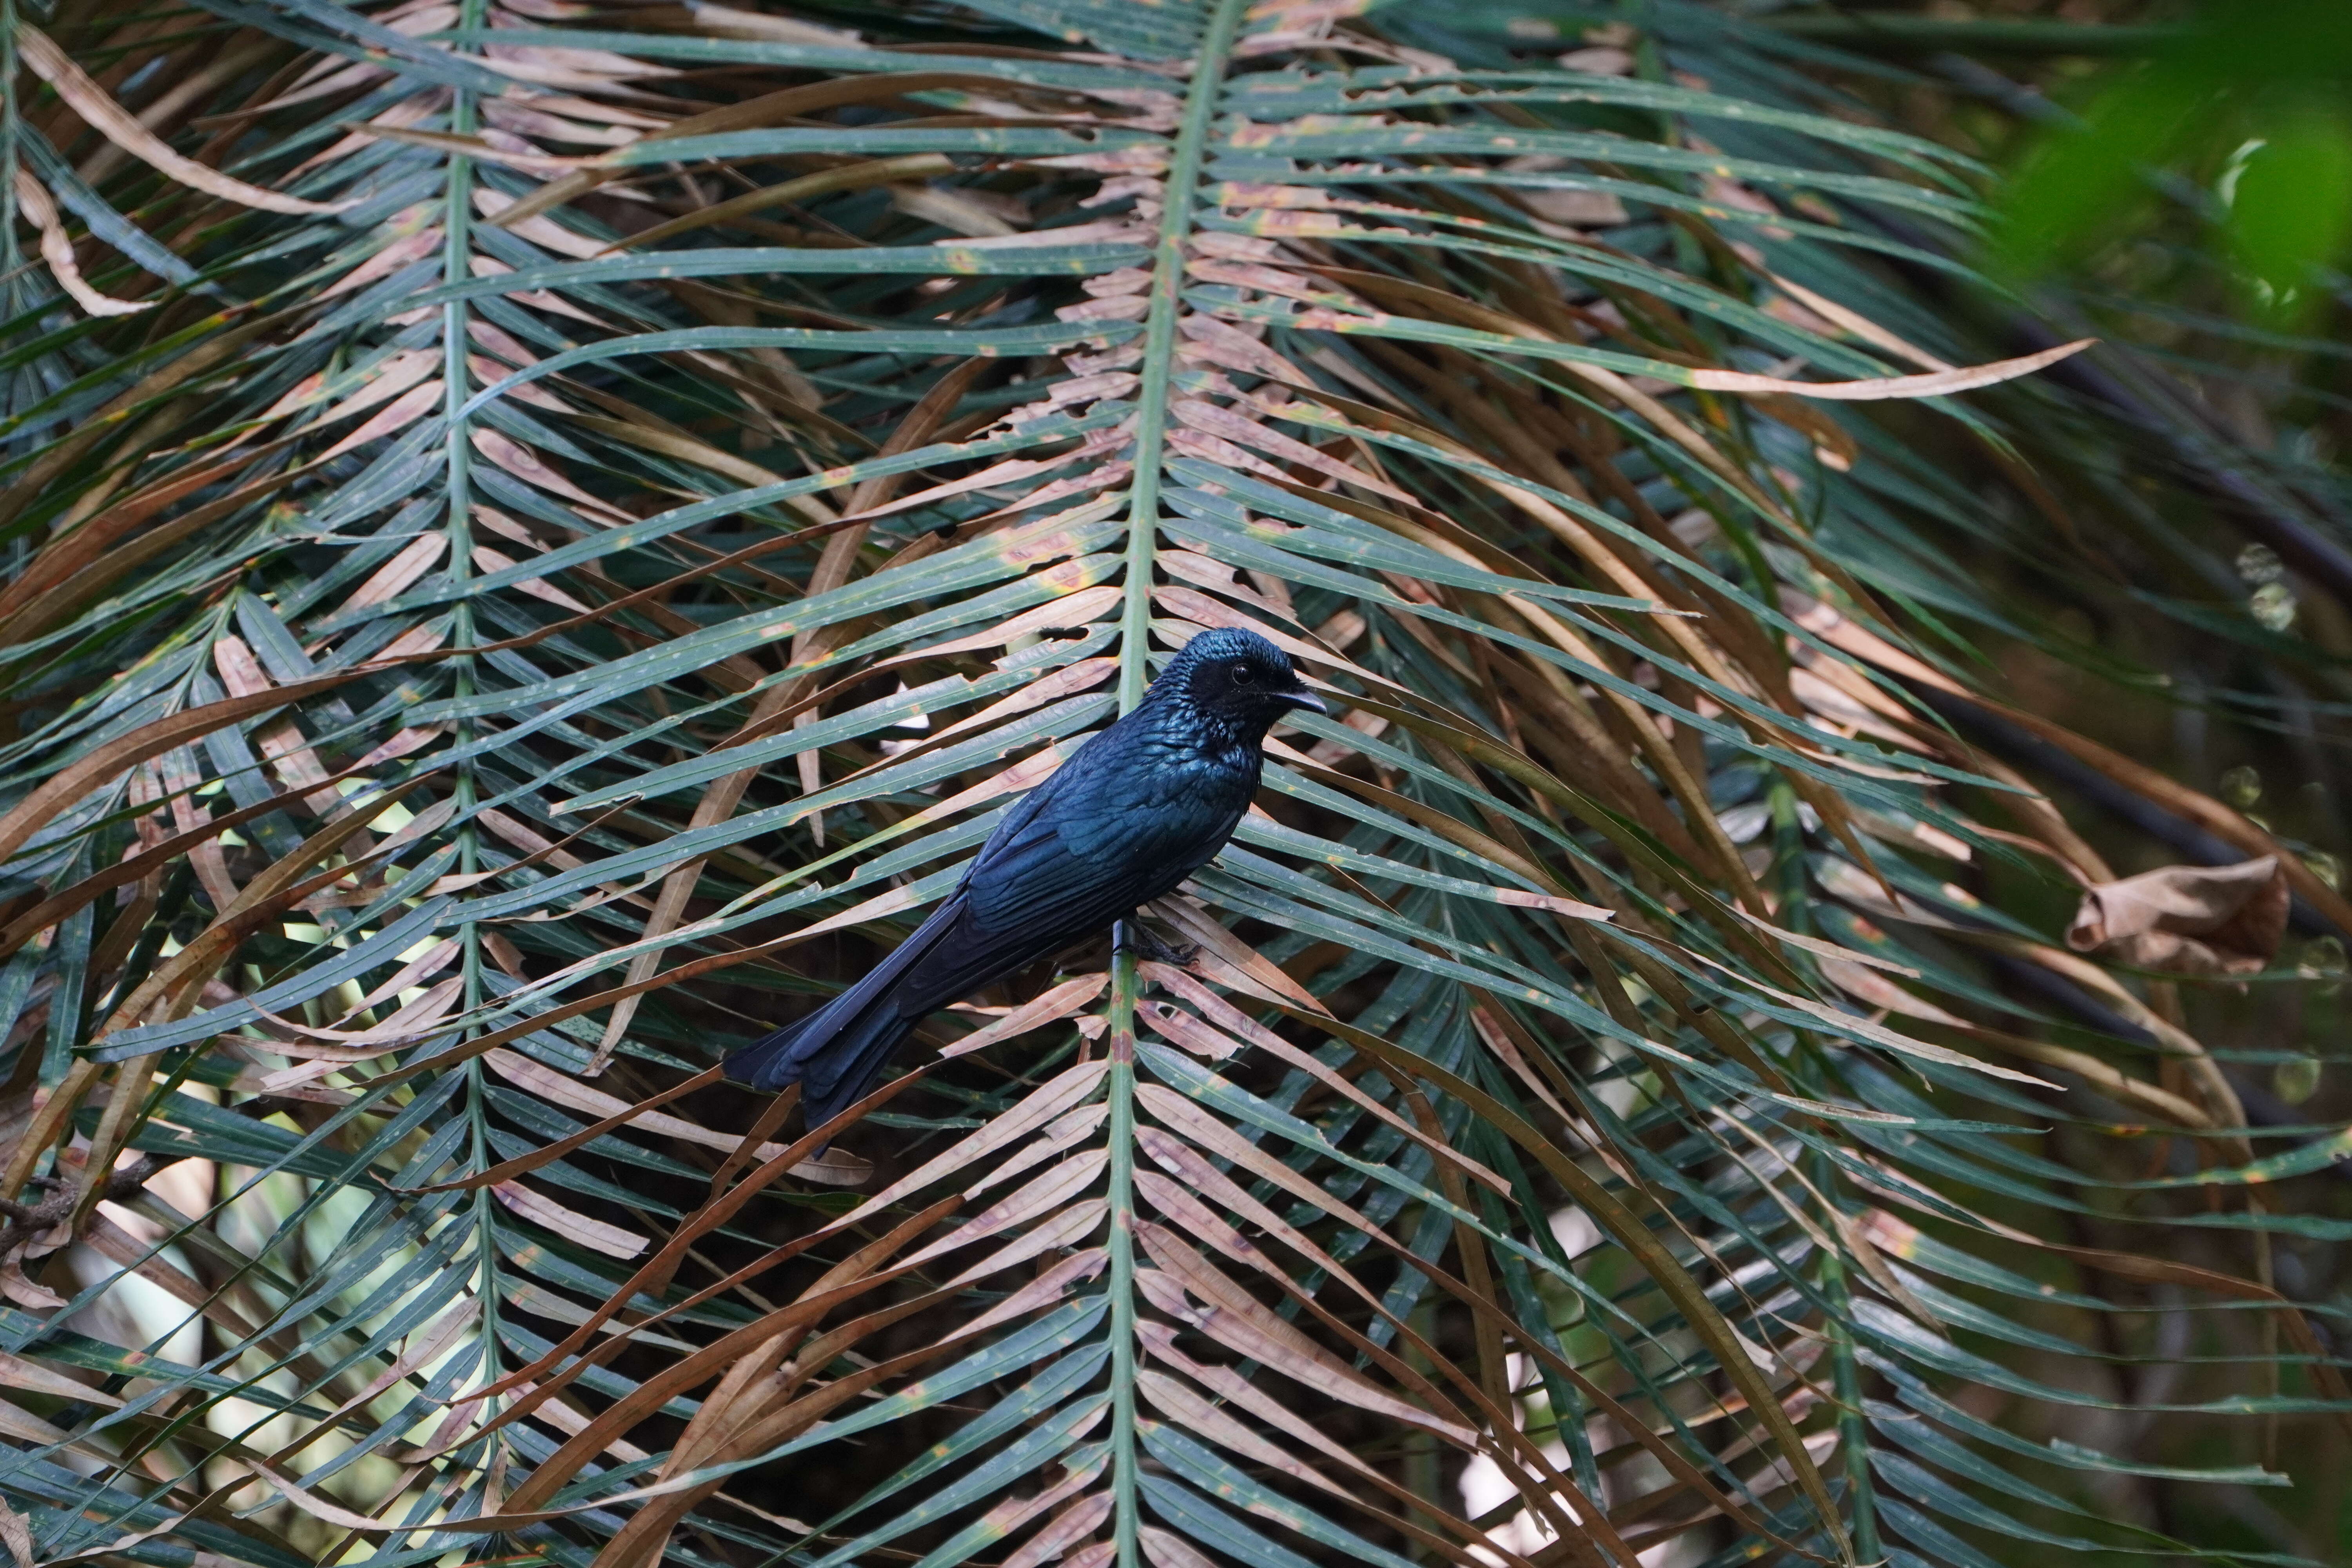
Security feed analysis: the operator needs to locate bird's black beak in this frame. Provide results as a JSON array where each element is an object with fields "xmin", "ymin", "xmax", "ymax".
[{"xmin": 1279, "ymin": 685, "xmax": 1328, "ymax": 715}]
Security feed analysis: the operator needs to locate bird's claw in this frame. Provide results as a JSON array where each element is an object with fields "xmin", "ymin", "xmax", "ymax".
[{"xmin": 1120, "ymin": 923, "xmax": 1200, "ymax": 969}]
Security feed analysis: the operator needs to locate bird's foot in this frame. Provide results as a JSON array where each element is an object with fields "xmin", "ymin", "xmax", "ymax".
[{"xmin": 1120, "ymin": 922, "xmax": 1200, "ymax": 969}]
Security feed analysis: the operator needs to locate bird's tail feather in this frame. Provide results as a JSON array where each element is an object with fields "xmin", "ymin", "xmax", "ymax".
[
  {"xmin": 722, "ymin": 1013, "xmax": 819, "ymax": 1092},
  {"xmin": 797, "ymin": 1007, "xmax": 922, "ymax": 1131},
  {"xmin": 722, "ymin": 897, "xmax": 961, "ymax": 1127},
  {"xmin": 724, "ymin": 994, "xmax": 919, "ymax": 1129}
]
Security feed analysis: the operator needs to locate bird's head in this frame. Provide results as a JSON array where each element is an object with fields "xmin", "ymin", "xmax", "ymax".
[{"xmin": 1161, "ymin": 627, "xmax": 1327, "ymax": 739}]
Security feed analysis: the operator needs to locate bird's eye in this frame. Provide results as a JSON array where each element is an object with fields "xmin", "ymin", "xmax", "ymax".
[{"xmin": 1230, "ymin": 663, "xmax": 1255, "ymax": 684}]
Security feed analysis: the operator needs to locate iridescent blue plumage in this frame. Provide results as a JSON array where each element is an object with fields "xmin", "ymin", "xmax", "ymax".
[{"xmin": 725, "ymin": 627, "xmax": 1324, "ymax": 1130}]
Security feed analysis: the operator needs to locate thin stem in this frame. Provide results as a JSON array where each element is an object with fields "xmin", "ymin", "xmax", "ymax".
[
  {"xmin": 442, "ymin": 0, "xmax": 485, "ymax": 907},
  {"xmin": 442, "ymin": 0, "xmax": 503, "ymax": 1417},
  {"xmin": 2, "ymin": 1, "xmax": 19, "ymax": 287},
  {"xmin": 1103, "ymin": 4, "xmax": 1250, "ymax": 1563},
  {"xmin": 1113, "ymin": 0, "xmax": 1250, "ymax": 714},
  {"xmin": 1103, "ymin": 930, "xmax": 1143, "ymax": 1567},
  {"xmin": 443, "ymin": 0, "xmax": 484, "ymax": 780},
  {"xmin": 1815, "ymin": 1210, "xmax": 1882, "ymax": 1567}
]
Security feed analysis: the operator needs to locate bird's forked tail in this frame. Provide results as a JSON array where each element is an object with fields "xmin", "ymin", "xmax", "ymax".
[
  {"xmin": 727, "ymin": 997, "xmax": 922, "ymax": 1131},
  {"xmin": 724, "ymin": 894, "xmax": 968, "ymax": 1131},
  {"xmin": 722, "ymin": 1013, "xmax": 820, "ymax": 1093}
]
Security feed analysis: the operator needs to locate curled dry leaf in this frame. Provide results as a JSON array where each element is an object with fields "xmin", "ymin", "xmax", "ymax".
[
  {"xmin": 2065, "ymin": 856, "xmax": 2289, "ymax": 977},
  {"xmin": 0, "ymin": 1498, "xmax": 31, "ymax": 1568},
  {"xmin": 0, "ymin": 1263, "xmax": 64, "ymax": 1312},
  {"xmin": 13, "ymin": 171, "xmax": 150, "ymax": 317},
  {"xmin": 17, "ymin": 28, "xmax": 350, "ymax": 214}
]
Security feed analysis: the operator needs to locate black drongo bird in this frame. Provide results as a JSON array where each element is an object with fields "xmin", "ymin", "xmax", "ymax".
[{"xmin": 725, "ymin": 626, "xmax": 1325, "ymax": 1129}]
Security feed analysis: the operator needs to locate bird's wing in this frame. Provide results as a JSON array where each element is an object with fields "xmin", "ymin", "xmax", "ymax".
[
  {"xmin": 897, "ymin": 775, "xmax": 1205, "ymax": 1010},
  {"xmin": 965, "ymin": 760, "xmax": 1237, "ymax": 933},
  {"xmin": 891, "ymin": 892, "xmax": 1112, "ymax": 1021},
  {"xmin": 900, "ymin": 713, "xmax": 1251, "ymax": 1009},
  {"xmin": 949, "ymin": 725, "xmax": 1122, "ymax": 921},
  {"xmin": 962, "ymin": 805, "xmax": 1124, "ymax": 933},
  {"xmin": 950, "ymin": 723, "xmax": 1106, "ymax": 890}
]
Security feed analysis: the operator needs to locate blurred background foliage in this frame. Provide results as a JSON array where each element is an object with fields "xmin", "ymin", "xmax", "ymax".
[{"xmin": 1555, "ymin": 2, "xmax": 2352, "ymax": 1553}]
